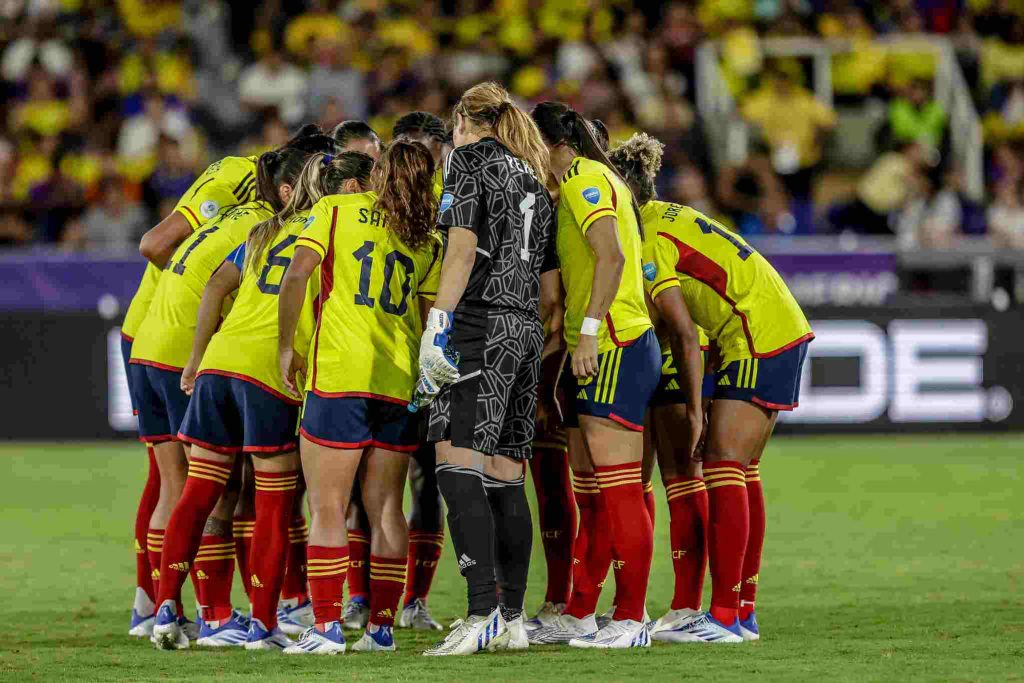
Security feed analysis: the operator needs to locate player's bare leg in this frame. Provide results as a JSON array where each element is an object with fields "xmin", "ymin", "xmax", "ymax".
[{"xmin": 350, "ymin": 448, "xmax": 410, "ymax": 652}]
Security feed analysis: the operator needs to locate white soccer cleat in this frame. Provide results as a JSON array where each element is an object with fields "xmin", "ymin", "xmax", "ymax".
[
  {"xmin": 598, "ymin": 605, "xmax": 651, "ymax": 630},
  {"xmin": 568, "ymin": 618, "xmax": 651, "ymax": 649},
  {"xmin": 497, "ymin": 615, "xmax": 529, "ymax": 650},
  {"xmin": 527, "ymin": 613, "xmax": 598, "ymax": 645},
  {"xmin": 277, "ymin": 598, "xmax": 315, "ymax": 636},
  {"xmin": 650, "ymin": 607, "xmax": 701, "ymax": 639},
  {"xmin": 422, "ymin": 608, "xmax": 508, "ymax": 656},
  {"xmin": 524, "ymin": 601, "xmax": 564, "ymax": 632},
  {"xmin": 342, "ymin": 597, "xmax": 370, "ymax": 630},
  {"xmin": 350, "ymin": 624, "xmax": 396, "ymax": 652},
  {"xmin": 195, "ymin": 610, "xmax": 250, "ymax": 647},
  {"xmin": 152, "ymin": 600, "xmax": 189, "ymax": 650},
  {"xmin": 398, "ymin": 598, "xmax": 443, "ymax": 631},
  {"xmin": 655, "ymin": 611, "xmax": 744, "ymax": 644},
  {"xmin": 244, "ymin": 618, "xmax": 293, "ymax": 650},
  {"xmin": 283, "ymin": 622, "xmax": 346, "ymax": 655},
  {"xmin": 128, "ymin": 587, "xmax": 155, "ymax": 637}
]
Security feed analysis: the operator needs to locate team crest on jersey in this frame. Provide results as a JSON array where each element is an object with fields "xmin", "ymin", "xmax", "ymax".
[
  {"xmin": 642, "ymin": 262, "xmax": 657, "ymax": 281},
  {"xmin": 582, "ymin": 187, "xmax": 601, "ymax": 205},
  {"xmin": 439, "ymin": 192, "xmax": 454, "ymax": 212},
  {"xmin": 303, "ymin": 216, "xmax": 315, "ymax": 230},
  {"xmin": 200, "ymin": 200, "xmax": 220, "ymax": 219}
]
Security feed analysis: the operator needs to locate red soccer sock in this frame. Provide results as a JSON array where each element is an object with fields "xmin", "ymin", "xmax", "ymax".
[
  {"xmin": 232, "ymin": 515, "xmax": 255, "ymax": 604},
  {"xmin": 665, "ymin": 476, "xmax": 709, "ymax": 611},
  {"xmin": 134, "ymin": 447, "xmax": 160, "ymax": 604},
  {"xmin": 155, "ymin": 457, "xmax": 233, "ymax": 611},
  {"xmin": 194, "ymin": 534, "xmax": 235, "ymax": 624},
  {"xmin": 281, "ymin": 515, "xmax": 309, "ymax": 602},
  {"xmin": 250, "ymin": 470, "xmax": 299, "ymax": 628},
  {"xmin": 347, "ymin": 529, "xmax": 370, "ymax": 602},
  {"xmin": 528, "ymin": 447, "xmax": 576, "ymax": 605},
  {"xmin": 308, "ymin": 545, "xmax": 349, "ymax": 627},
  {"xmin": 404, "ymin": 531, "xmax": 444, "ymax": 605},
  {"xmin": 564, "ymin": 471, "xmax": 606, "ymax": 619},
  {"xmin": 643, "ymin": 480, "xmax": 656, "ymax": 528},
  {"xmin": 704, "ymin": 461, "xmax": 749, "ymax": 626},
  {"xmin": 147, "ymin": 528, "xmax": 164, "ymax": 605},
  {"xmin": 369, "ymin": 555, "xmax": 406, "ymax": 628},
  {"xmin": 740, "ymin": 460, "xmax": 764, "ymax": 621},
  {"xmin": 594, "ymin": 462, "xmax": 652, "ymax": 623}
]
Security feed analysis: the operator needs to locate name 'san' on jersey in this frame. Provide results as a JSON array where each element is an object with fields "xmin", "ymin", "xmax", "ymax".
[{"xmin": 437, "ymin": 138, "xmax": 556, "ymax": 314}]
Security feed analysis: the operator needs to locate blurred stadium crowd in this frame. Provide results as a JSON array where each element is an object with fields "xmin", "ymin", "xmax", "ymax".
[{"xmin": 1, "ymin": 0, "xmax": 1023, "ymax": 250}]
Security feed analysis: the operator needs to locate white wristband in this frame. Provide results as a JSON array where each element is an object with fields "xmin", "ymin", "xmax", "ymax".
[{"xmin": 580, "ymin": 317, "xmax": 601, "ymax": 336}]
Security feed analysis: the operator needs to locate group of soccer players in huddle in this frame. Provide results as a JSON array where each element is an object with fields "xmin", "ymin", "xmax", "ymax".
[{"xmin": 119, "ymin": 80, "xmax": 812, "ymax": 656}]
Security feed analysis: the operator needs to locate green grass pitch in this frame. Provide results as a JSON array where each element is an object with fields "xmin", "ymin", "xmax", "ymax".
[{"xmin": 0, "ymin": 435, "xmax": 1022, "ymax": 682}]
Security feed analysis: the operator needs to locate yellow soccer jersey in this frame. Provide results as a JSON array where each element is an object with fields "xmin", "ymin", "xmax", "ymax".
[
  {"xmin": 198, "ymin": 211, "xmax": 319, "ymax": 402},
  {"xmin": 640, "ymin": 200, "xmax": 812, "ymax": 364},
  {"xmin": 131, "ymin": 202, "xmax": 274, "ymax": 369},
  {"xmin": 122, "ymin": 156, "xmax": 256, "ymax": 339},
  {"xmin": 432, "ymin": 165, "xmax": 444, "ymax": 200},
  {"xmin": 173, "ymin": 156, "xmax": 258, "ymax": 230},
  {"xmin": 641, "ymin": 227, "xmax": 710, "ymax": 351},
  {"xmin": 296, "ymin": 192, "xmax": 442, "ymax": 403},
  {"xmin": 121, "ymin": 262, "xmax": 161, "ymax": 340},
  {"xmin": 557, "ymin": 156, "xmax": 651, "ymax": 354}
]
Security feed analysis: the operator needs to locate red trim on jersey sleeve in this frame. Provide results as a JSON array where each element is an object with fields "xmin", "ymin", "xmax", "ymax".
[
  {"xmin": 311, "ymin": 207, "xmax": 338, "ymax": 392},
  {"xmin": 196, "ymin": 369, "xmax": 303, "ymax": 406},
  {"xmin": 120, "ymin": 332, "xmax": 134, "ymax": 343},
  {"xmin": 608, "ymin": 413, "xmax": 644, "ymax": 431},
  {"xmin": 129, "ymin": 358, "xmax": 185, "ymax": 373},
  {"xmin": 580, "ymin": 207, "xmax": 616, "ymax": 231},
  {"xmin": 310, "ymin": 389, "xmax": 409, "ymax": 406},
  {"xmin": 604, "ymin": 174, "xmax": 618, "ymax": 209},
  {"xmin": 176, "ymin": 432, "xmax": 243, "ymax": 454},
  {"xmin": 178, "ymin": 206, "xmax": 201, "ymax": 228},
  {"xmin": 295, "ymin": 236, "xmax": 327, "ymax": 255}
]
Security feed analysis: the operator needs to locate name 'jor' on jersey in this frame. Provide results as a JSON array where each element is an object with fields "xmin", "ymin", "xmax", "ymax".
[{"xmin": 437, "ymin": 138, "xmax": 557, "ymax": 314}]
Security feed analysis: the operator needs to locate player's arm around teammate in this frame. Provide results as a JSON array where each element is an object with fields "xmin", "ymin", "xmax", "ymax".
[
  {"xmin": 278, "ymin": 144, "xmax": 440, "ymax": 655},
  {"xmin": 529, "ymin": 102, "xmax": 660, "ymax": 649}
]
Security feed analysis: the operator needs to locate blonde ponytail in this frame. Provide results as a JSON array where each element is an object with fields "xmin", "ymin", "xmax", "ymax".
[
  {"xmin": 454, "ymin": 82, "xmax": 549, "ymax": 182},
  {"xmin": 243, "ymin": 151, "xmax": 374, "ymax": 276}
]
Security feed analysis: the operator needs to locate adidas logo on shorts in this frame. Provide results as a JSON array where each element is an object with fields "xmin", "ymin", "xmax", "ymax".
[{"xmin": 458, "ymin": 553, "xmax": 476, "ymax": 570}]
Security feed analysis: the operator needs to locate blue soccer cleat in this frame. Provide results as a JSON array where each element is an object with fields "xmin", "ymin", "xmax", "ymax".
[
  {"xmin": 244, "ymin": 618, "xmax": 293, "ymax": 650},
  {"xmin": 152, "ymin": 600, "xmax": 189, "ymax": 650},
  {"xmin": 655, "ymin": 611, "xmax": 744, "ymax": 643},
  {"xmin": 283, "ymin": 621, "xmax": 347, "ymax": 655},
  {"xmin": 196, "ymin": 610, "xmax": 250, "ymax": 647},
  {"xmin": 342, "ymin": 596, "xmax": 370, "ymax": 630},
  {"xmin": 738, "ymin": 611, "xmax": 760, "ymax": 641},
  {"xmin": 351, "ymin": 623, "xmax": 396, "ymax": 652}
]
